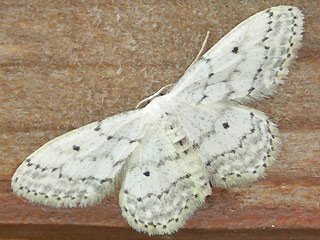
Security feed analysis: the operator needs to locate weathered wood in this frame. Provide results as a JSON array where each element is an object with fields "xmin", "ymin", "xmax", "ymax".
[
  {"xmin": 0, "ymin": 0, "xmax": 319, "ymax": 239},
  {"xmin": 1, "ymin": 224, "xmax": 320, "ymax": 240}
]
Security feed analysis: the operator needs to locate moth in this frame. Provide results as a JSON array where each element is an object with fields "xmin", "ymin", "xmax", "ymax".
[{"xmin": 12, "ymin": 6, "xmax": 303, "ymax": 235}]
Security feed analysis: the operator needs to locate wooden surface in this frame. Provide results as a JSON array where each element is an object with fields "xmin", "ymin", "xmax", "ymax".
[{"xmin": 0, "ymin": 0, "xmax": 319, "ymax": 239}]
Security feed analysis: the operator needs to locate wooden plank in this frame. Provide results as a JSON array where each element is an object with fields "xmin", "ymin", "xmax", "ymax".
[
  {"xmin": 0, "ymin": 0, "xmax": 319, "ymax": 239},
  {"xmin": 1, "ymin": 224, "xmax": 320, "ymax": 240}
]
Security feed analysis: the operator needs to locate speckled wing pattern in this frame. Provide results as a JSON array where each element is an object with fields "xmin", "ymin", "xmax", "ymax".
[
  {"xmin": 11, "ymin": 6, "xmax": 303, "ymax": 236},
  {"xmin": 12, "ymin": 110, "xmax": 144, "ymax": 207},
  {"xmin": 176, "ymin": 103, "xmax": 280, "ymax": 187},
  {"xmin": 171, "ymin": 6, "xmax": 303, "ymax": 105},
  {"xmin": 120, "ymin": 120, "xmax": 211, "ymax": 235}
]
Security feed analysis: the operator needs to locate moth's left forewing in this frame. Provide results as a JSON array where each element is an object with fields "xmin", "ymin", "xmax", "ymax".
[{"xmin": 11, "ymin": 109, "xmax": 145, "ymax": 207}]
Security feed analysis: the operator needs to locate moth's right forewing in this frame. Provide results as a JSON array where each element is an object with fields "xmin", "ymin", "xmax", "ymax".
[{"xmin": 169, "ymin": 6, "xmax": 304, "ymax": 105}]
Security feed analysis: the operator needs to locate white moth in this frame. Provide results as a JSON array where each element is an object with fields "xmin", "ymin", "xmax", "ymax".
[{"xmin": 12, "ymin": 6, "xmax": 304, "ymax": 235}]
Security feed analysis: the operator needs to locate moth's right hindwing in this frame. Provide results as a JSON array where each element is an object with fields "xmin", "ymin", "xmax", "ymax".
[{"xmin": 175, "ymin": 103, "xmax": 280, "ymax": 187}]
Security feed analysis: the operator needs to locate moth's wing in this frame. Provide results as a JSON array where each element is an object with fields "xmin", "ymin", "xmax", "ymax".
[
  {"xmin": 12, "ymin": 109, "xmax": 145, "ymax": 207},
  {"xmin": 176, "ymin": 103, "xmax": 280, "ymax": 187},
  {"xmin": 169, "ymin": 6, "xmax": 303, "ymax": 104},
  {"xmin": 119, "ymin": 118, "xmax": 211, "ymax": 235}
]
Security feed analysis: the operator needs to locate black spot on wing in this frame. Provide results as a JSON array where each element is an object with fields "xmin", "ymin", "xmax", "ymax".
[
  {"xmin": 232, "ymin": 46, "xmax": 239, "ymax": 53},
  {"xmin": 222, "ymin": 122, "xmax": 230, "ymax": 129},
  {"xmin": 248, "ymin": 87, "xmax": 255, "ymax": 94},
  {"xmin": 73, "ymin": 145, "xmax": 80, "ymax": 151}
]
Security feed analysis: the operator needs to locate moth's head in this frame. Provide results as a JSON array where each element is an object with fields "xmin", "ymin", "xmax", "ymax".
[{"xmin": 135, "ymin": 83, "xmax": 174, "ymax": 109}]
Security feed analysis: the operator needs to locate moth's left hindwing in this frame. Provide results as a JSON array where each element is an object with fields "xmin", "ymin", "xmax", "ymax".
[{"xmin": 119, "ymin": 120, "xmax": 211, "ymax": 235}]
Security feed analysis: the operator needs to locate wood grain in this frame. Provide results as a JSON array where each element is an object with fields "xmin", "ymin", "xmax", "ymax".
[{"xmin": 0, "ymin": 0, "xmax": 319, "ymax": 239}]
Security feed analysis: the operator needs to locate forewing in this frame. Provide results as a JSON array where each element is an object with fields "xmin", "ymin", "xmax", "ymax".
[
  {"xmin": 176, "ymin": 103, "xmax": 280, "ymax": 187},
  {"xmin": 170, "ymin": 6, "xmax": 303, "ymax": 104},
  {"xmin": 12, "ymin": 109, "xmax": 144, "ymax": 207},
  {"xmin": 119, "ymin": 116, "xmax": 211, "ymax": 235}
]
